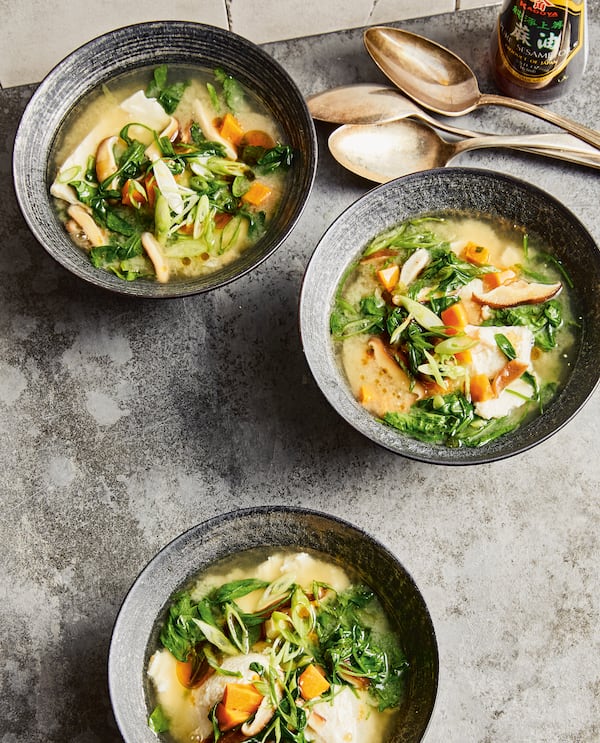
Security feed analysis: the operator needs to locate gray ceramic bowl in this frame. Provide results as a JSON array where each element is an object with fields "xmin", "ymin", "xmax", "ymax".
[
  {"xmin": 108, "ymin": 506, "xmax": 438, "ymax": 742},
  {"xmin": 13, "ymin": 21, "xmax": 317, "ymax": 298},
  {"xmin": 299, "ymin": 168, "xmax": 600, "ymax": 465}
]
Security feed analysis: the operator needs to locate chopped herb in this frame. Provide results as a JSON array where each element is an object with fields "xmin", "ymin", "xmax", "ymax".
[
  {"xmin": 148, "ymin": 704, "xmax": 169, "ymax": 734},
  {"xmin": 145, "ymin": 64, "xmax": 189, "ymax": 114}
]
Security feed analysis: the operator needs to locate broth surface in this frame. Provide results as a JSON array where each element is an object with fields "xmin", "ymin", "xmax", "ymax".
[
  {"xmin": 331, "ymin": 212, "xmax": 577, "ymax": 448},
  {"xmin": 147, "ymin": 548, "xmax": 406, "ymax": 743},
  {"xmin": 51, "ymin": 65, "xmax": 291, "ymax": 283}
]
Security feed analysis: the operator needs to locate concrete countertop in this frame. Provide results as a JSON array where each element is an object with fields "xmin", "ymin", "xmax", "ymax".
[{"xmin": 1, "ymin": 4, "xmax": 598, "ymax": 742}]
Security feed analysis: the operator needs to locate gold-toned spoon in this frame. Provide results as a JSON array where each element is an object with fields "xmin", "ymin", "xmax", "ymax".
[
  {"xmin": 307, "ymin": 83, "xmax": 600, "ymax": 162},
  {"xmin": 307, "ymin": 83, "xmax": 478, "ymax": 131},
  {"xmin": 364, "ymin": 27, "xmax": 600, "ymax": 151},
  {"xmin": 328, "ymin": 120, "xmax": 600, "ymax": 183}
]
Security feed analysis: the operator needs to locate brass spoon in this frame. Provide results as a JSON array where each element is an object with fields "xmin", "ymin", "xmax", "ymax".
[
  {"xmin": 328, "ymin": 119, "xmax": 600, "ymax": 183},
  {"xmin": 307, "ymin": 83, "xmax": 600, "ymax": 161},
  {"xmin": 364, "ymin": 26, "xmax": 600, "ymax": 151},
  {"xmin": 307, "ymin": 83, "xmax": 479, "ymax": 132}
]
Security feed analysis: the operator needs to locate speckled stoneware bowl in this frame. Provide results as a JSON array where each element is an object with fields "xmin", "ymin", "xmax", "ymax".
[
  {"xmin": 108, "ymin": 506, "xmax": 438, "ymax": 742},
  {"xmin": 13, "ymin": 21, "xmax": 317, "ymax": 298},
  {"xmin": 299, "ymin": 168, "xmax": 600, "ymax": 465}
]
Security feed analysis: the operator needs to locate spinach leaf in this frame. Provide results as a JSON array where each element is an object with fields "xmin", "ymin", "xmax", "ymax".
[
  {"xmin": 317, "ymin": 585, "xmax": 408, "ymax": 711},
  {"xmin": 410, "ymin": 247, "xmax": 489, "ymax": 298},
  {"xmin": 148, "ymin": 705, "xmax": 169, "ymax": 733},
  {"xmin": 330, "ymin": 292, "xmax": 387, "ymax": 339},
  {"xmin": 255, "ymin": 145, "xmax": 294, "ymax": 173},
  {"xmin": 484, "ymin": 299, "xmax": 563, "ymax": 351},
  {"xmin": 363, "ymin": 218, "xmax": 445, "ymax": 256},
  {"xmin": 495, "ymin": 333, "xmax": 517, "ymax": 361},
  {"xmin": 214, "ymin": 67, "xmax": 245, "ymax": 111},
  {"xmin": 383, "ymin": 391, "xmax": 525, "ymax": 448},
  {"xmin": 146, "ymin": 64, "xmax": 189, "ymax": 114}
]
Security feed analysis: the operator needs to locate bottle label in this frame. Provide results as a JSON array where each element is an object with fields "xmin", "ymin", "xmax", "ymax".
[{"xmin": 496, "ymin": 0, "xmax": 585, "ymax": 85}]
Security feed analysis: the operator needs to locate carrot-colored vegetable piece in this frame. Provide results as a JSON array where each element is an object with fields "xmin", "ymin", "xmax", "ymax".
[
  {"xmin": 470, "ymin": 373, "xmax": 494, "ymax": 403},
  {"xmin": 121, "ymin": 179, "xmax": 147, "ymax": 208},
  {"xmin": 376, "ymin": 265, "xmax": 400, "ymax": 292},
  {"xmin": 216, "ymin": 703, "xmax": 251, "ymax": 731},
  {"xmin": 241, "ymin": 181, "xmax": 272, "ymax": 207},
  {"xmin": 482, "ymin": 269, "xmax": 517, "ymax": 292},
  {"xmin": 492, "ymin": 359, "xmax": 528, "ymax": 397},
  {"xmin": 176, "ymin": 659, "xmax": 195, "ymax": 688},
  {"xmin": 218, "ymin": 112, "xmax": 245, "ymax": 146},
  {"xmin": 482, "ymin": 271, "xmax": 502, "ymax": 292},
  {"xmin": 462, "ymin": 242, "xmax": 490, "ymax": 266},
  {"xmin": 441, "ymin": 302, "xmax": 468, "ymax": 331},
  {"xmin": 242, "ymin": 130, "xmax": 276, "ymax": 149},
  {"xmin": 222, "ymin": 682, "xmax": 264, "ymax": 713},
  {"xmin": 175, "ymin": 657, "xmax": 211, "ymax": 689},
  {"xmin": 298, "ymin": 663, "xmax": 330, "ymax": 700},
  {"xmin": 216, "ymin": 683, "xmax": 264, "ymax": 731},
  {"xmin": 455, "ymin": 349, "xmax": 472, "ymax": 365}
]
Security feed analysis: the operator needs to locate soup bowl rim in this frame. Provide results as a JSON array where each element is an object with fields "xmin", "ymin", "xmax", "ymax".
[
  {"xmin": 12, "ymin": 20, "xmax": 317, "ymax": 298},
  {"xmin": 108, "ymin": 505, "xmax": 439, "ymax": 743},
  {"xmin": 299, "ymin": 166, "xmax": 600, "ymax": 465}
]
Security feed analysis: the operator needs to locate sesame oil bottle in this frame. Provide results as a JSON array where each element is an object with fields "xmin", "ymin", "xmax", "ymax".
[{"xmin": 490, "ymin": 0, "xmax": 588, "ymax": 103}]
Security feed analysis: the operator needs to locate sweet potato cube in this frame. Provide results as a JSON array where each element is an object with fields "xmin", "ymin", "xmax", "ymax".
[
  {"xmin": 358, "ymin": 384, "xmax": 373, "ymax": 404},
  {"xmin": 455, "ymin": 349, "xmax": 472, "ymax": 365},
  {"xmin": 462, "ymin": 242, "xmax": 490, "ymax": 266},
  {"xmin": 241, "ymin": 181, "xmax": 272, "ymax": 206},
  {"xmin": 470, "ymin": 373, "xmax": 494, "ymax": 403},
  {"xmin": 376, "ymin": 264, "xmax": 400, "ymax": 292},
  {"xmin": 441, "ymin": 302, "xmax": 468, "ymax": 331},
  {"xmin": 216, "ymin": 702, "xmax": 251, "ymax": 731},
  {"xmin": 482, "ymin": 269, "xmax": 517, "ymax": 292},
  {"xmin": 218, "ymin": 112, "xmax": 245, "ymax": 146},
  {"xmin": 222, "ymin": 682, "xmax": 263, "ymax": 714},
  {"xmin": 215, "ymin": 683, "xmax": 264, "ymax": 731},
  {"xmin": 298, "ymin": 664, "xmax": 330, "ymax": 700}
]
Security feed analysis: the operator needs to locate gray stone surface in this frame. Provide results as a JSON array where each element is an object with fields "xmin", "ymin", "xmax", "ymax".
[{"xmin": 1, "ymin": 4, "xmax": 599, "ymax": 742}]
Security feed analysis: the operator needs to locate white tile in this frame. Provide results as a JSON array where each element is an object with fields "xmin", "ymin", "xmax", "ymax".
[
  {"xmin": 0, "ymin": 0, "xmax": 228, "ymax": 88},
  {"xmin": 228, "ymin": 0, "xmax": 374, "ymax": 44},
  {"xmin": 369, "ymin": 0, "xmax": 455, "ymax": 24}
]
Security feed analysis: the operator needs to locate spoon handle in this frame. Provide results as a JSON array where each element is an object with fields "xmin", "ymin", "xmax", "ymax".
[
  {"xmin": 479, "ymin": 92, "xmax": 600, "ymax": 151},
  {"xmin": 453, "ymin": 133, "xmax": 600, "ymax": 169}
]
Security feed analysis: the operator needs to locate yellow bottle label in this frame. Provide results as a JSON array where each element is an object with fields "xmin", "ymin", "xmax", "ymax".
[{"xmin": 497, "ymin": 0, "xmax": 586, "ymax": 85}]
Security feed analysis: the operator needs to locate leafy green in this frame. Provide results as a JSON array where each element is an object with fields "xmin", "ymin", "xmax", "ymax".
[
  {"xmin": 495, "ymin": 333, "xmax": 517, "ymax": 361},
  {"xmin": 317, "ymin": 585, "xmax": 407, "ymax": 711},
  {"xmin": 155, "ymin": 573, "xmax": 407, "ymax": 742},
  {"xmin": 409, "ymin": 246, "xmax": 491, "ymax": 298},
  {"xmin": 330, "ymin": 291, "xmax": 387, "ymax": 339},
  {"xmin": 383, "ymin": 392, "xmax": 524, "ymax": 447},
  {"xmin": 214, "ymin": 67, "xmax": 245, "ymax": 111},
  {"xmin": 148, "ymin": 704, "xmax": 169, "ymax": 733},
  {"xmin": 484, "ymin": 299, "xmax": 563, "ymax": 351},
  {"xmin": 256, "ymin": 145, "xmax": 295, "ymax": 173},
  {"xmin": 145, "ymin": 64, "xmax": 189, "ymax": 114},
  {"xmin": 362, "ymin": 217, "xmax": 445, "ymax": 257}
]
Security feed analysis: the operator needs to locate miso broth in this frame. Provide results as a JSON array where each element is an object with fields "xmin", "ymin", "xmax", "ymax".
[
  {"xmin": 51, "ymin": 65, "xmax": 293, "ymax": 283},
  {"xmin": 147, "ymin": 548, "xmax": 407, "ymax": 742},
  {"xmin": 331, "ymin": 212, "xmax": 577, "ymax": 448}
]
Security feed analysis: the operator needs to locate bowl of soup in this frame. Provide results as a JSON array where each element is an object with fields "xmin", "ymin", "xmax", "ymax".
[
  {"xmin": 108, "ymin": 506, "xmax": 438, "ymax": 742},
  {"xmin": 299, "ymin": 168, "xmax": 600, "ymax": 465},
  {"xmin": 13, "ymin": 21, "xmax": 317, "ymax": 298}
]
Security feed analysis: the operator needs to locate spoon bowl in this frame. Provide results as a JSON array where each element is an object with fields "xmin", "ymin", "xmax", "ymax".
[
  {"xmin": 307, "ymin": 83, "xmax": 419, "ymax": 125},
  {"xmin": 364, "ymin": 28, "xmax": 477, "ymax": 116},
  {"xmin": 328, "ymin": 119, "xmax": 600, "ymax": 183},
  {"xmin": 364, "ymin": 26, "xmax": 600, "ymax": 150}
]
